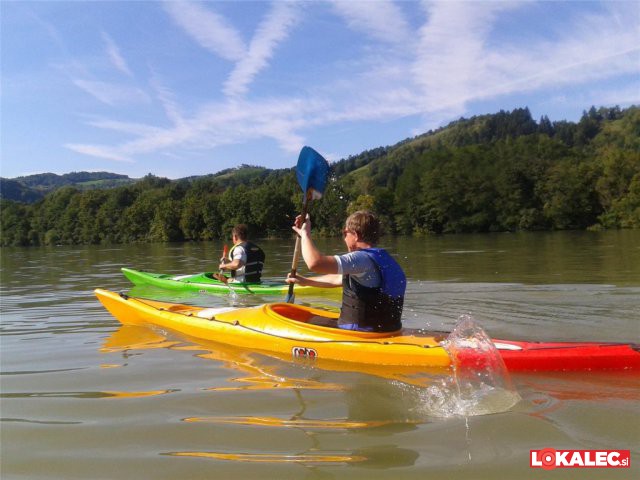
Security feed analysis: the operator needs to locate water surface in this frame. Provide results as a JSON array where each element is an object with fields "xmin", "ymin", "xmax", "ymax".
[{"xmin": 1, "ymin": 230, "xmax": 639, "ymax": 479}]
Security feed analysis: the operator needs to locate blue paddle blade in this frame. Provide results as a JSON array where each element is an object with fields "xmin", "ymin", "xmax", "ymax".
[{"xmin": 296, "ymin": 146, "xmax": 329, "ymax": 198}]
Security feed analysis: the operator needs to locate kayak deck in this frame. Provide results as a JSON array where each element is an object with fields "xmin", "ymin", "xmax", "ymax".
[
  {"xmin": 96, "ymin": 288, "xmax": 450, "ymax": 368},
  {"xmin": 95, "ymin": 288, "xmax": 640, "ymax": 372},
  {"xmin": 121, "ymin": 267, "xmax": 339, "ymax": 296}
]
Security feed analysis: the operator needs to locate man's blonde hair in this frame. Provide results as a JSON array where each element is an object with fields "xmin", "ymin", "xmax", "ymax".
[{"xmin": 345, "ymin": 211, "xmax": 380, "ymax": 244}]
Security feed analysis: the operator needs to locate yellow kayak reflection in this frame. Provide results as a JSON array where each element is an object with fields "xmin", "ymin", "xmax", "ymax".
[{"xmin": 101, "ymin": 321, "xmax": 447, "ymax": 389}]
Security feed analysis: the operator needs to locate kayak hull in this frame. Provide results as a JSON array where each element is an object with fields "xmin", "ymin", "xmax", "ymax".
[
  {"xmin": 95, "ymin": 289, "xmax": 640, "ymax": 372},
  {"xmin": 121, "ymin": 267, "xmax": 339, "ymax": 296}
]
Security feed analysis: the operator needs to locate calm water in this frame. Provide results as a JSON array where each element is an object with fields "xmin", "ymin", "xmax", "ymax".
[{"xmin": 1, "ymin": 231, "xmax": 639, "ymax": 479}]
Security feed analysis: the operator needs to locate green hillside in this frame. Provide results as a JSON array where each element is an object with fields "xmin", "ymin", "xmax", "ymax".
[
  {"xmin": 1, "ymin": 171, "xmax": 137, "ymax": 203},
  {"xmin": 1, "ymin": 105, "xmax": 638, "ymax": 247}
]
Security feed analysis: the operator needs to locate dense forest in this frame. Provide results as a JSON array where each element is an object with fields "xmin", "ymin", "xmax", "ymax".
[{"xmin": 1, "ymin": 106, "xmax": 638, "ymax": 247}]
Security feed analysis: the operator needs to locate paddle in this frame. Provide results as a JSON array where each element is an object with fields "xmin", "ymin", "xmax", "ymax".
[
  {"xmin": 285, "ymin": 146, "xmax": 330, "ymax": 303},
  {"xmin": 215, "ymin": 244, "xmax": 229, "ymax": 284}
]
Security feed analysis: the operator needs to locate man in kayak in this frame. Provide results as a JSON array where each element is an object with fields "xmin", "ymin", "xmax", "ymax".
[
  {"xmin": 215, "ymin": 224, "xmax": 265, "ymax": 283},
  {"xmin": 286, "ymin": 210, "xmax": 406, "ymax": 332}
]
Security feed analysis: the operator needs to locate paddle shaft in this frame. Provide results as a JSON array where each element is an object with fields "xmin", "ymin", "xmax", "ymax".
[
  {"xmin": 217, "ymin": 244, "xmax": 229, "ymax": 285},
  {"xmin": 220, "ymin": 245, "xmax": 229, "ymax": 272},
  {"xmin": 286, "ymin": 191, "xmax": 312, "ymax": 302}
]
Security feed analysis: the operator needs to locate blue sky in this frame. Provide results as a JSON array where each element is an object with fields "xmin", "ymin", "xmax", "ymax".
[{"xmin": 2, "ymin": 1, "xmax": 638, "ymax": 179}]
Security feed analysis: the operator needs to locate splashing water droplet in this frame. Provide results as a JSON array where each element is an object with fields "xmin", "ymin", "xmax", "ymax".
[
  {"xmin": 225, "ymin": 286, "xmax": 239, "ymax": 306},
  {"xmin": 418, "ymin": 314, "xmax": 521, "ymax": 417}
]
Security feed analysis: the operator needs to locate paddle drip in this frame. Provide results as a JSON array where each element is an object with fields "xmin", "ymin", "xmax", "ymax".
[
  {"xmin": 418, "ymin": 314, "xmax": 521, "ymax": 417},
  {"xmin": 225, "ymin": 286, "xmax": 240, "ymax": 306}
]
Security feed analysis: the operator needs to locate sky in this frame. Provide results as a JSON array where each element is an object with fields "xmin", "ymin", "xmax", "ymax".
[{"xmin": 1, "ymin": 0, "xmax": 639, "ymax": 180}]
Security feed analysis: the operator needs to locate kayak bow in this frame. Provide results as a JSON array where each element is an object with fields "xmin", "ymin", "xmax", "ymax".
[{"xmin": 95, "ymin": 288, "xmax": 640, "ymax": 372}]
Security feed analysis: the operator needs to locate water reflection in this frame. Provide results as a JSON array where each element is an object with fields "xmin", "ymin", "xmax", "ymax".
[
  {"xmin": 0, "ymin": 389, "xmax": 176, "ymax": 399},
  {"xmin": 165, "ymin": 446, "xmax": 420, "ymax": 468},
  {"xmin": 100, "ymin": 323, "xmax": 523, "ymax": 420},
  {"xmin": 183, "ymin": 416, "xmax": 394, "ymax": 429},
  {"xmin": 102, "ymin": 324, "xmax": 427, "ymax": 468},
  {"xmin": 165, "ymin": 451, "xmax": 368, "ymax": 464},
  {"xmin": 102, "ymin": 324, "xmax": 448, "ymax": 389}
]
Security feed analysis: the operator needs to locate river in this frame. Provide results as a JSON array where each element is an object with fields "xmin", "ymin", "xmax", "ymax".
[{"xmin": 1, "ymin": 230, "xmax": 639, "ymax": 479}]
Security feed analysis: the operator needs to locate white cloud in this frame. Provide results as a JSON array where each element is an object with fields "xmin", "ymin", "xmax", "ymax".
[
  {"xmin": 149, "ymin": 72, "xmax": 185, "ymax": 126},
  {"xmin": 163, "ymin": 0, "xmax": 246, "ymax": 61},
  {"xmin": 406, "ymin": 1, "xmax": 640, "ymax": 127},
  {"xmin": 412, "ymin": 2, "xmax": 514, "ymax": 117},
  {"xmin": 101, "ymin": 32, "xmax": 133, "ymax": 76},
  {"xmin": 224, "ymin": 2, "xmax": 300, "ymax": 97},
  {"xmin": 330, "ymin": 0, "xmax": 412, "ymax": 45},
  {"xmin": 65, "ymin": 143, "xmax": 133, "ymax": 162},
  {"xmin": 85, "ymin": 118, "xmax": 166, "ymax": 137},
  {"xmin": 72, "ymin": 79, "xmax": 151, "ymax": 106},
  {"xmin": 65, "ymin": 95, "xmax": 321, "ymax": 162}
]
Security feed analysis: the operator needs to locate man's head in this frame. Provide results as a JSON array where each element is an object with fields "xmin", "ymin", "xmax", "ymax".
[
  {"xmin": 344, "ymin": 210, "xmax": 380, "ymax": 246},
  {"xmin": 232, "ymin": 224, "xmax": 249, "ymax": 242}
]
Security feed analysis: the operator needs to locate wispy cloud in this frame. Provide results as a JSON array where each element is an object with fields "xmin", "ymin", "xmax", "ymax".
[
  {"xmin": 101, "ymin": 32, "xmax": 133, "ymax": 76},
  {"xmin": 407, "ymin": 1, "xmax": 639, "ymax": 128},
  {"xmin": 65, "ymin": 143, "xmax": 133, "ymax": 163},
  {"xmin": 224, "ymin": 2, "xmax": 300, "ymax": 98},
  {"xmin": 412, "ymin": 2, "xmax": 515, "ymax": 117},
  {"xmin": 163, "ymin": 0, "xmax": 246, "ymax": 61},
  {"xmin": 330, "ymin": 0, "xmax": 412, "ymax": 45},
  {"xmin": 66, "ymin": 94, "xmax": 321, "ymax": 163},
  {"xmin": 149, "ymin": 71, "xmax": 185, "ymax": 126},
  {"xmin": 64, "ymin": 1, "xmax": 639, "ymax": 167},
  {"xmin": 72, "ymin": 78, "xmax": 150, "ymax": 106}
]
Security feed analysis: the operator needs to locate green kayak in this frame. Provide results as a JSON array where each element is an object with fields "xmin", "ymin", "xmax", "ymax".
[{"xmin": 121, "ymin": 268, "xmax": 339, "ymax": 296}]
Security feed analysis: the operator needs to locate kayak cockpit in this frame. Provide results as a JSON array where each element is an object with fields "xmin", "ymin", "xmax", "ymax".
[{"xmin": 263, "ymin": 303, "xmax": 401, "ymax": 339}]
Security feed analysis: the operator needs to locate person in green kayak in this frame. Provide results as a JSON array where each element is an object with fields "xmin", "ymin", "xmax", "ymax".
[
  {"xmin": 286, "ymin": 210, "xmax": 406, "ymax": 332},
  {"xmin": 215, "ymin": 224, "xmax": 265, "ymax": 284}
]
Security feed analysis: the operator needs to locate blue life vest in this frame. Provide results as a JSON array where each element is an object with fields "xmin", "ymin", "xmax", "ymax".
[{"xmin": 338, "ymin": 248, "xmax": 406, "ymax": 332}]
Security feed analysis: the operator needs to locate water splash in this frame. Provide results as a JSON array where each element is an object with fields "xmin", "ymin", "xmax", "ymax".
[
  {"xmin": 224, "ymin": 285, "xmax": 240, "ymax": 305},
  {"xmin": 418, "ymin": 314, "xmax": 521, "ymax": 417}
]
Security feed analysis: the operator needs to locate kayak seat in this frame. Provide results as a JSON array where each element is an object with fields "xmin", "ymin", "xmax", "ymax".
[
  {"xmin": 267, "ymin": 303, "xmax": 403, "ymax": 337},
  {"xmin": 270, "ymin": 304, "xmax": 332, "ymax": 323},
  {"xmin": 268, "ymin": 304, "xmax": 341, "ymax": 328}
]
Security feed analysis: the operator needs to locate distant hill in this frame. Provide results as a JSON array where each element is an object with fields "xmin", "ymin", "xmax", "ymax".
[
  {"xmin": 0, "ymin": 178, "xmax": 45, "ymax": 203},
  {"xmin": 1, "ymin": 167, "xmax": 278, "ymax": 203},
  {"xmin": 1, "ymin": 171, "xmax": 137, "ymax": 203}
]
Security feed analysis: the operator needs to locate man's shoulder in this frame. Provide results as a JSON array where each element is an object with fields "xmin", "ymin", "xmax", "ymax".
[
  {"xmin": 337, "ymin": 250, "xmax": 377, "ymax": 269},
  {"xmin": 231, "ymin": 243, "xmax": 248, "ymax": 255}
]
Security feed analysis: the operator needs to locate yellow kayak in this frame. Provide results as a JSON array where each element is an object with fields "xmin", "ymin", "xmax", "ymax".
[
  {"xmin": 96, "ymin": 289, "xmax": 640, "ymax": 372},
  {"xmin": 95, "ymin": 288, "xmax": 451, "ymax": 368}
]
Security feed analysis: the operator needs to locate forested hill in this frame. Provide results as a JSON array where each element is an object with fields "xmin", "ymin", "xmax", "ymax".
[
  {"xmin": 0, "ymin": 171, "xmax": 136, "ymax": 203},
  {"xmin": 1, "ymin": 105, "xmax": 638, "ymax": 247}
]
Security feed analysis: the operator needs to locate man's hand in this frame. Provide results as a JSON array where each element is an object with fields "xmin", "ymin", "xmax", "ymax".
[
  {"xmin": 286, "ymin": 272, "xmax": 306, "ymax": 286},
  {"xmin": 292, "ymin": 214, "xmax": 311, "ymax": 239},
  {"xmin": 213, "ymin": 273, "xmax": 229, "ymax": 284}
]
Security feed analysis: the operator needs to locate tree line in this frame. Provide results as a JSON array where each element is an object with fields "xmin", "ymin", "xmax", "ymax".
[{"xmin": 1, "ymin": 105, "xmax": 638, "ymax": 247}]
